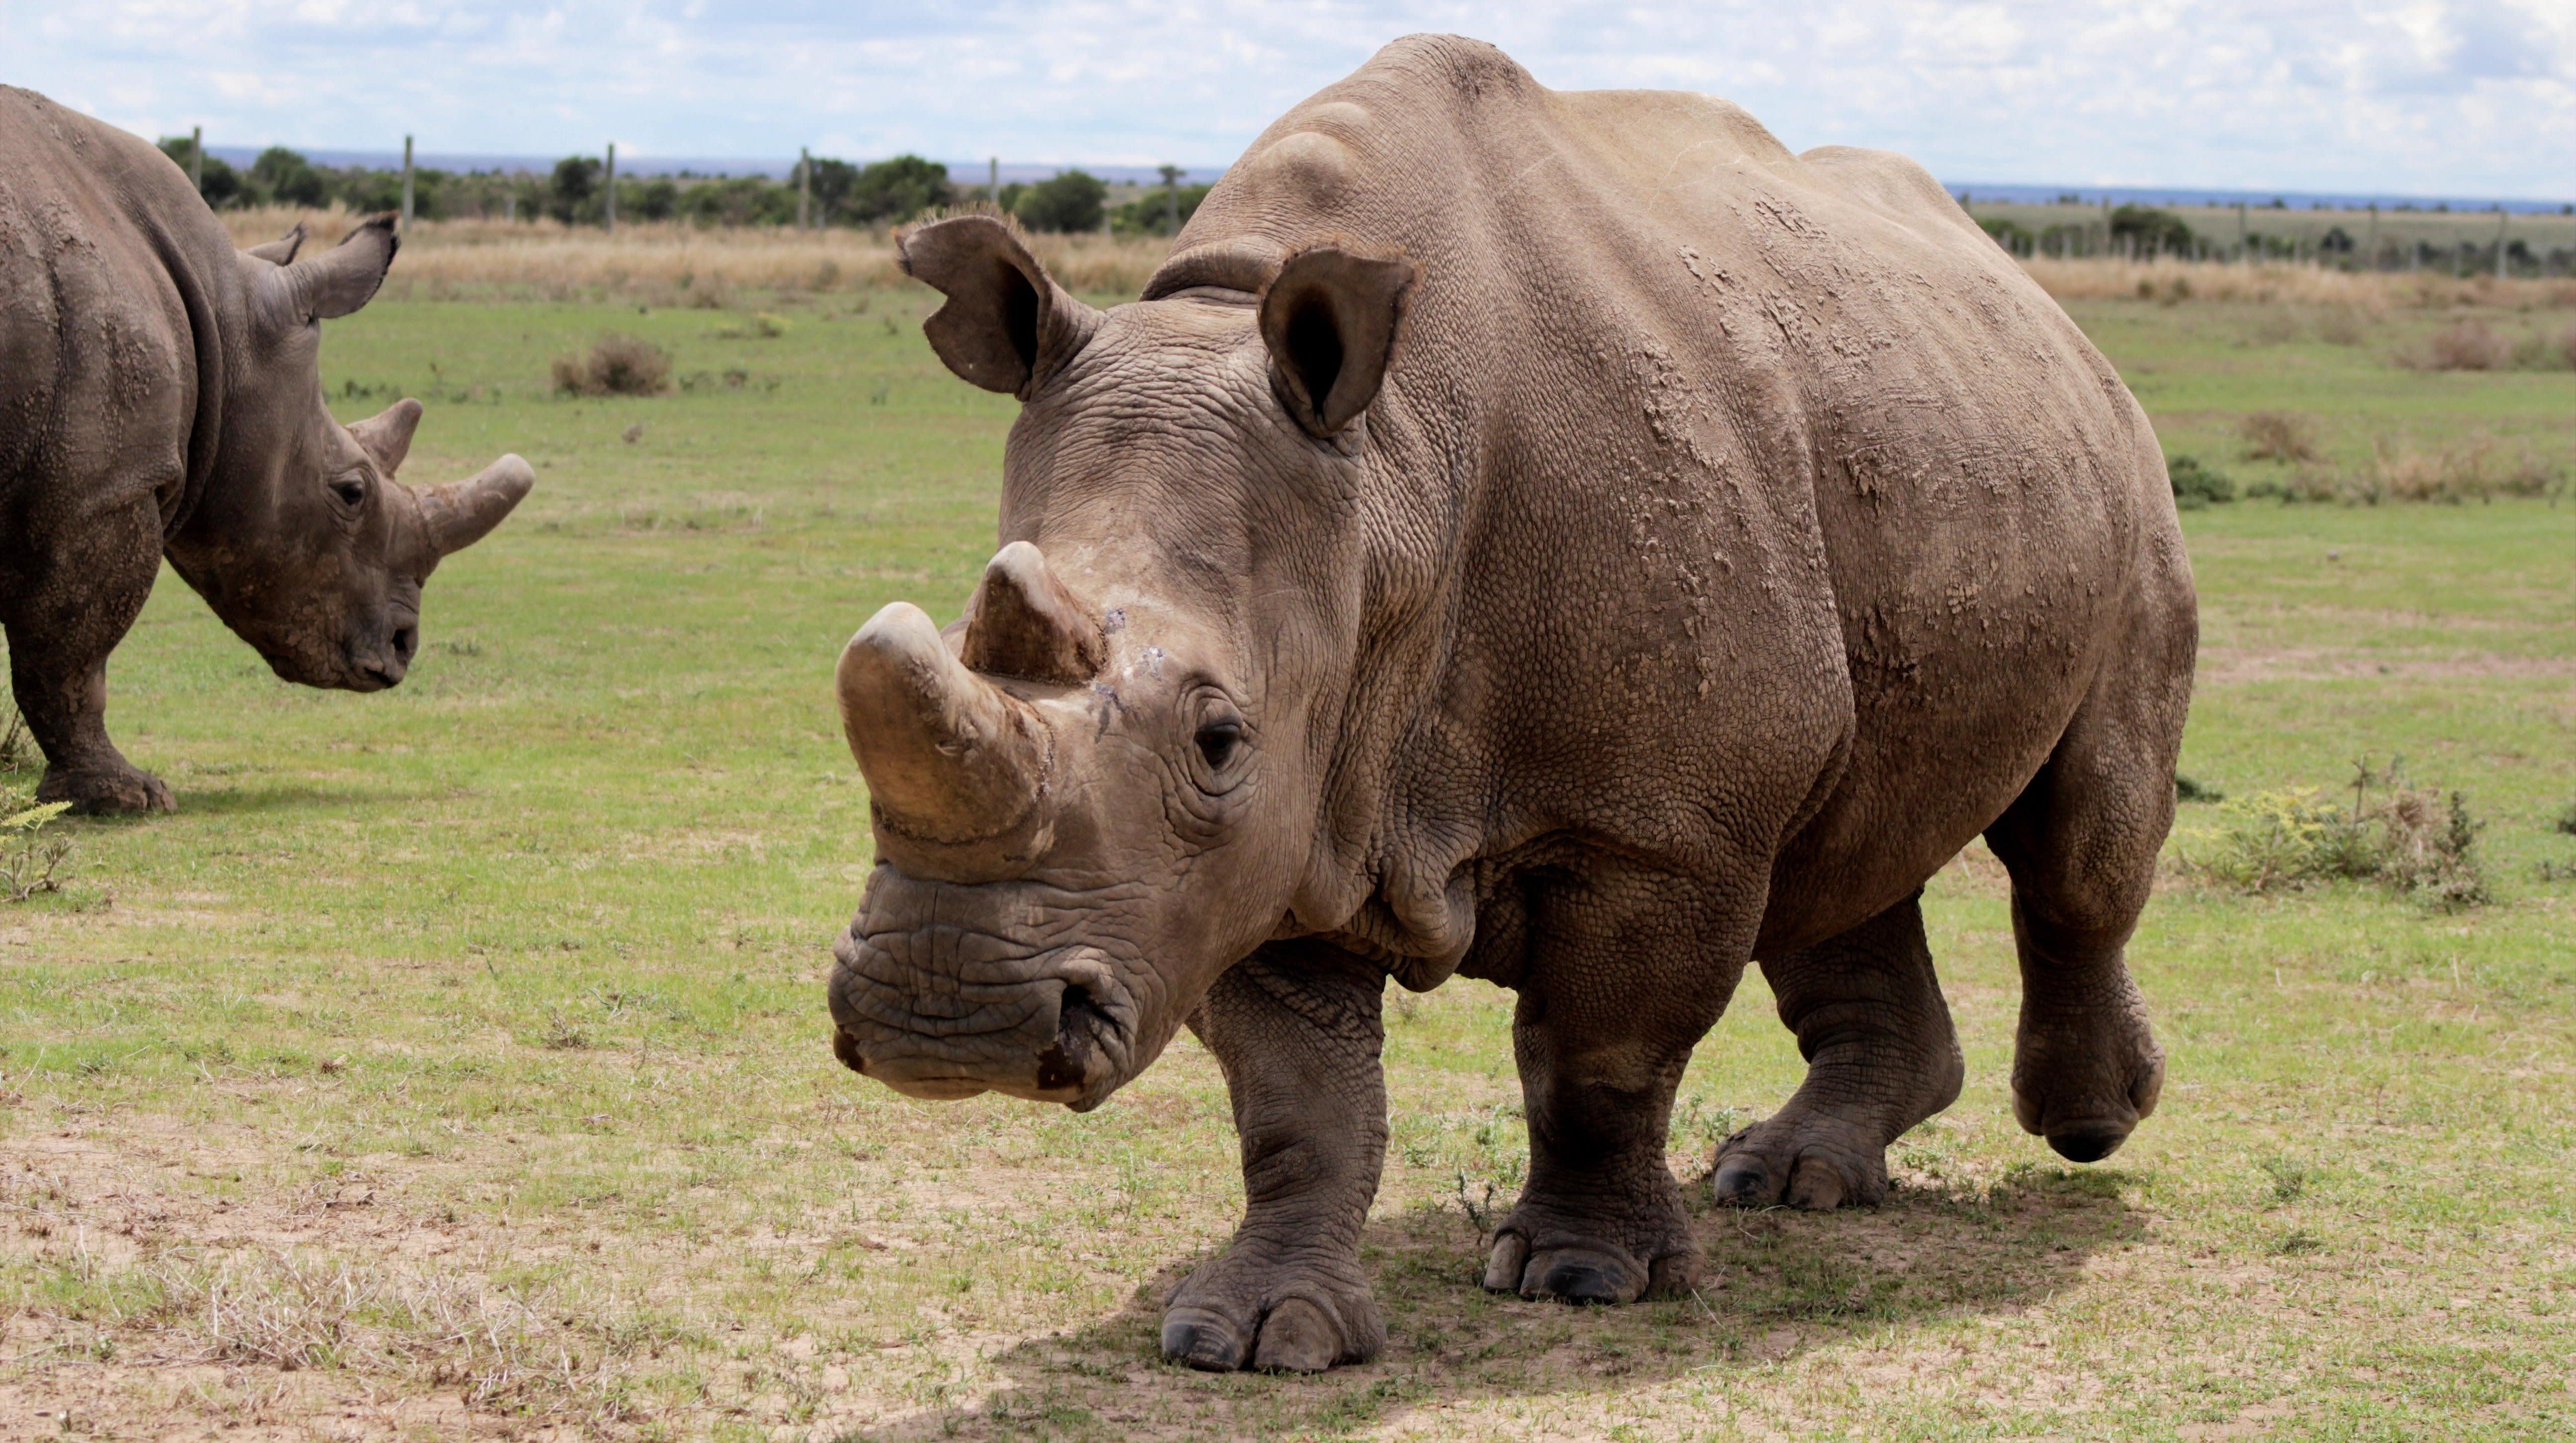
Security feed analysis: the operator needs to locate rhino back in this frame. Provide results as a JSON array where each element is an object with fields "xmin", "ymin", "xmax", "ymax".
[
  {"xmin": 1173, "ymin": 37, "xmax": 2181, "ymax": 951},
  {"xmin": 0, "ymin": 86, "xmax": 224, "ymax": 578}
]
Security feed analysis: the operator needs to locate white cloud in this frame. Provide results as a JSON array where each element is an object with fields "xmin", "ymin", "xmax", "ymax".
[{"xmin": 10, "ymin": 0, "xmax": 2569, "ymax": 197}]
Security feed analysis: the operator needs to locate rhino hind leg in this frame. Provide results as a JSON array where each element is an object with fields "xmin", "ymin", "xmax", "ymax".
[
  {"xmin": 1162, "ymin": 943, "xmax": 1388, "ymax": 1373},
  {"xmin": 1714, "ymin": 890, "xmax": 1964, "ymax": 1209},
  {"xmin": 6, "ymin": 508, "xmax": 175, "ymax": 816},
  {"xmin": 1982, "ymin": 590, "xmax": 2188, "ymax": 1164}
]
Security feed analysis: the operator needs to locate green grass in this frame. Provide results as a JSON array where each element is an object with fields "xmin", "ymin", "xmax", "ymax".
[{"xmin": 1, "ymin": 292, "xmax": 2572, "ymax": 1439}]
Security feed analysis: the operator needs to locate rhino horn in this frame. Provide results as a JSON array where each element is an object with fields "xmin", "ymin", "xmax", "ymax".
[
  {"xmin": 417, "ymin": 454, "xmax": 535, "ymax": 557},
  {"xmin": 838, "ymin": 602, "xmax": 1048, "ymax": 844},
  {"xmin": 349, "ymin": 398, "xmax": 422, "ymax": 476},
  {"xmin": 960, "ymin": 543, "xmax": 1104, "ymax": 685}
]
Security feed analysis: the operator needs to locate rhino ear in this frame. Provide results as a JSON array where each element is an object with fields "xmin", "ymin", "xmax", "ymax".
[
  {"xmin": 1260, "ymin": 245, "xmax": 1417, "ymax": 439},
  {"xmin": 349, "ymin": 399, "xmax": 422, "ymax": 477},
  {"xmin": 262, "ymin": 213, "xmax": 398, "ymax": 323},
  {"xmin": 899, "ymin": 215, "xmax": 1102, "ymax": 399},
  {"xmin": 244, "ymin": 223, "xmax": 306, "ymax": 265}
]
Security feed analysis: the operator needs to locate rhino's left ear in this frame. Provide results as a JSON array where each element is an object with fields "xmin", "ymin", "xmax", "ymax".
[
  {"xmin": 261, "ymin": 213, "xmax": 399, "ymax": 322},
  {"xmin": 1259, "ymin": 245, "xmax": 1417, "ymax": 439},
  {"xmin": 244, "ymin": 223, "xmax": 306, "ymax": 265},
  {"xmin": 900, "ymin": 214, "xmax": 1102, "ymax": 400}
]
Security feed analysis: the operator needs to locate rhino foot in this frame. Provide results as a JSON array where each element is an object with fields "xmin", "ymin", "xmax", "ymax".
[
  {"xmin": 2011, "ymin": 1001, "xmax": 2165, "ymax": 1163},
  {"xmin": 1160, "ymin": 1246, "xmax": 1382, "ymax": 1373},
  {"xmin": 38, "ymin": 764, "xmax": 173, "ymax": 816},
  {"xmin": 1712, "ymin": 1114, "xmax": 1891, "ymax": 1210},
  {"xmin": 1481, "ymin": 1196, "xmax": 1700, "ymax": 1305}
]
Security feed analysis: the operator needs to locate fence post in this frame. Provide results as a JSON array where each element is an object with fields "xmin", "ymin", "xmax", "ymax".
[
  {"xmin": 189, "ymin": 125, "xmax": 203, "ymax": 191},
  {"xmin": 604, "ymin": 143, "xmax": 617, "ymax": 233},
  {"xmin": 799, "ymin": 148, "xmax": 812, "ymax": 230},
  {"xmin": 2495, "ymin": 210, "xmax": 2508, "ymax": 279},
  {"xmin": 988, "ymin": 157, "xmax": 999, "ymax": 203},
  {"xmin": 400, "ymin": 135, "xmax": 414, "ymax": 232}
]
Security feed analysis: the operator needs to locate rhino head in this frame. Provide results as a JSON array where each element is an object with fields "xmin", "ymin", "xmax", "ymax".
[
  {"xmin": 162, "ymin": 215, "xmax": 532, "ymax": 691},
  {"xmin": 830, "ymin": 215, "xmax": 1419, "ymax": 1111}
]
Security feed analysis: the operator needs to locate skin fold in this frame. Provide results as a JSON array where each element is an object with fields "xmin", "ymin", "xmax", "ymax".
[
  {"xmin": 0, "ymin": 86, "xmax": 532, "ymax": 814},
  {"xmin": 828, "ymin": 35, "xmax": 2193, "ymax": 1372}
]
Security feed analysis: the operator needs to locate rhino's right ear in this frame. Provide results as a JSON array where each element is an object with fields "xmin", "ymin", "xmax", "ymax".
[
  {"xmin": 899, "ymin": 215, "xmax": 1102, "ymax": 399},
  {"xmin": 1259, "ymin": 245, "xmax": 1417, "ymax": 439},
  {"xmin": 258, "ymin": 213, "xmax": 398, "ymax": 324},
  {"xmin": 244, "ymin": 223, "xmax": 306, "ymax": 265}
]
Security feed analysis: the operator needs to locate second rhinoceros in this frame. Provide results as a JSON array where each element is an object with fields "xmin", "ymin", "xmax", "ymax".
[
  {"xmin": 828, "ymin": 36, "xmax": 2192, "ymax": 1373},
  {"xmin": 0, "ymin": 86, "xmax": 531, "ymax": 813}
]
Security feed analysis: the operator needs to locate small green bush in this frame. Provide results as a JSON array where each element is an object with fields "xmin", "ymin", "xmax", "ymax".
[
  {"xmin": 2168, "ymin": 454, "xmax": 2236, "ymax": 509},
  {"xmin": 2191, "ymin": 760, "xmax": 2488, "ymax": 909}
]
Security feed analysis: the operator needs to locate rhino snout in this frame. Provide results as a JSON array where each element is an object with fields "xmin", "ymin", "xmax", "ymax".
[{"xmin": 828, "ymin": 923, "xmax": 1135, "ymax": 1111}]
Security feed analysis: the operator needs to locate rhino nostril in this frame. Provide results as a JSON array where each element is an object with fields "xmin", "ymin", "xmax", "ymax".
[{"xmin": 391, "ymin": 626, "xmax": 418, "ymax": 663}]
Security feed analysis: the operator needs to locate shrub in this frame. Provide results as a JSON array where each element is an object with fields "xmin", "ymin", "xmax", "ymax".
[
  {"xmin": 2190, "ymin": 759, "xmax": 2489, "ymax": 908},
  {"xmin": 2167, "ymin": 455, "xmax": 2236, "ymax": 508},
  {"xmin": 2413, "ymin": 320, "xmax": 2512, "ymax": 371},
  {"xmin": 2239, "ymin": 411, "xmax": 2319, "ymax": 463},
  {"xmin": 1015, "ymin": 170, "xmax": 1108, "ymax": 234},
  {"xmin": 552, "ymin": 335, "xmax": 671, "ymax": 396}
]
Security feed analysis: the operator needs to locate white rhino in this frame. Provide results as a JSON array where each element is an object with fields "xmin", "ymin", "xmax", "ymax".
[{"xmin": 829, "ymin": 36, "xmax": 2192, "ymax": 1372}]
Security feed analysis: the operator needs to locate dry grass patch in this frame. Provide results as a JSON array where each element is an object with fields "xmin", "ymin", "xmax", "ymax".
[
  {"xmin": 2238, "ymin": 410, "xmax": 2320, "ymax": 463},
  {"xmin": 551, "ymin": 335, "xmax": 672, "ymax": 397}
]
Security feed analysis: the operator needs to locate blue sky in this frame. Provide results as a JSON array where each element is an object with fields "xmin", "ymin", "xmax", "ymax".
[{"xmin": 13, "ymin": 1, "xmax": 2573, "ymax": 200}]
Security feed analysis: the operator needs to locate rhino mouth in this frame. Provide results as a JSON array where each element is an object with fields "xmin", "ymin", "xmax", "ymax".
[{"xmin": 827, "ymin": 919, "xmax": 1139, "ymax": 1112}]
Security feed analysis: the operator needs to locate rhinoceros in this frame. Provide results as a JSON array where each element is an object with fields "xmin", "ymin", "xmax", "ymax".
[
  {"xmin": 828, "ymin": 35, "xmax": 2192, "ymax": 1372},
  {"xmin": 0, "ymin": 86, "xmax": 531, "ymax": 814}
]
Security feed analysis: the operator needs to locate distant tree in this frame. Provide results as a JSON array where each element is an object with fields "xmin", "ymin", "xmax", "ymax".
[
  {"xmin": 1976, "ymin": 215, "xmax": 2034, "ymax": 253},
  {"xmin": 1112, "ymin": 182, "xmax": 1210, "ymax": 237},
  {"xmin": 996, "ymin": 181, "xmax": 1026, "ymax": 214},
  {"xmin": 2109, "ymin": 204, "xmax": 2192, "ymax": 252},
  {"xmin": 2317, "ymin": 227, "xmax": 2354, "ymax": 254},
  {"xmin": 157, "ymin": 136, "xmax": 240, "ymax": 208},
  {"xmin": 248, "ymin": 146, "xmax": 329, "ymax": 207},
  {"xmin": 1015, "ymin": 169, "xmax": 1107, "ymax": 234},
  {"xmin": 550, "ymin": 155, "xmax": 603, "ymax": 224},
  {"xmin": 626, "ymin": 177, "xmax": 680, "ymax": 222}
]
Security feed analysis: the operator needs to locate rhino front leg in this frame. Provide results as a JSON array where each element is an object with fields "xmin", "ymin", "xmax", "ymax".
[
  {"xmin": 6, "ymin": 507, "xmax": 174, "ymax": 815},
  {"xmin": 1486, "ymin": 864, "xmax": 1747, "ymax": 1305},
  {"xmin": 1163, "ymin": 941, "xmax": 1388, "ymax": 1373},
  {"xmin": 1715, "ymin": 890, "xmax": 1964, "ymax": 1209}
]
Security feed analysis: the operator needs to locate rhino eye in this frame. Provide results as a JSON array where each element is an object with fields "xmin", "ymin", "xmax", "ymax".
[
  {"xmin": 330, "ymin": 476, "xmax": 367, "ymax": 509},
  {"xmin": 1194, "ymin": 718, "xmax": 1243, "ymax": 772}
]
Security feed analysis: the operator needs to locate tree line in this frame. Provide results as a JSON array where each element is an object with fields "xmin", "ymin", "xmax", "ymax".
[{"xmin": 156, "ymin": 139, "xmax": 1212, "ymax": 236}]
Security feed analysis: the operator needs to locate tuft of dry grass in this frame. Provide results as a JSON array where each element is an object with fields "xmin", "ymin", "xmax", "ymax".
[
  {"xmin": 552, "ymin": 335, "xmax": 672, "ymax": 397},
  {"xmin": 2239, "ymin": 410, "xmax": 2320, "ymax": 463},
  {"xmin": 2411, "ymin": 320, "xmax": 2516, "ymax": 371}
]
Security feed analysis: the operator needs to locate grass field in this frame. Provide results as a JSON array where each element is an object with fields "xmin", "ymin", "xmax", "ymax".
[{"xmin": 2, "ymin": 281, "xmax": 2572, "ymax": 1441}]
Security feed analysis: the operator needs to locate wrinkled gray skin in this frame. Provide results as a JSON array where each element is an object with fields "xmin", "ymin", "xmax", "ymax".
[
  {"xmin": 829, "ymin": 36, "xmax": 2193, "ymax": 1373},
  {"xmin": 0, "ymin": 87, "xmax": 532, "ymax": 814}
]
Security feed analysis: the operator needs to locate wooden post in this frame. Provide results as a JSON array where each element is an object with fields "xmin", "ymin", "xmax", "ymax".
[
  {"xmin": 799, "ymin": 147, "xmax": 812, "ymax": 229},
  {"xmin": 1159, "ymin": 163, "xmax": 1182, "ymax": 235},
  {"xmin": 2365, "ymin": 203, "xmax": 2379, "ymax": 271},
  {"xmin": 189, "ymin": 125, "xmax": 203, "ymax": 191},
  {"xmin": 988, "ymin": 157, "xmax": 999, "ymax": 202},
  {"xmin": 604, "ymin": 143, "xmax": 617, "ymax": 233},
  {"xmin": 400, "ymin": 135, "xmax": 414, "ymax": 232},
  {"xmin": 2237, "ymin": 200, "xmax": 2248, "ymax": 263},
  {"xmin": 2495, "ymin": 210, "xmax": 2509, "ymax": 278}
]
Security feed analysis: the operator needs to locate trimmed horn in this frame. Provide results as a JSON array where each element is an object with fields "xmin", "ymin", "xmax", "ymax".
[
  {"xmin": 960, "ymin": 542, "xmax": 1104, "ymax": 684},
  {"xmin": 417, "ymin": 454, "xmax": 535, "ymax": 557},
  {"xmin": 349, "ymin": 398, "xmax": 422, "ymax": 476},
  {"xmin": 837, "ymin": 602, "xmax": 1048, "ymax": 843}
]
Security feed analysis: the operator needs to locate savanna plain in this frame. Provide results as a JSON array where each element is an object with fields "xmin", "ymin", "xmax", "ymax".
[{"xmin": 3, "ymin": 242, "xmax": 2573, "ymax": 1441}]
